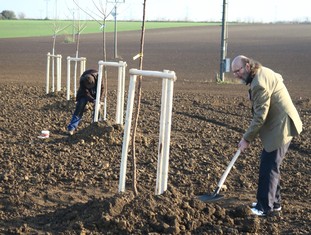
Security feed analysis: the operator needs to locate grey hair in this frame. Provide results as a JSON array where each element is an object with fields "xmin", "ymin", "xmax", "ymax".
[{"xmin": 241, "ymin": 56, "xmax": 262, "ymax": 78}]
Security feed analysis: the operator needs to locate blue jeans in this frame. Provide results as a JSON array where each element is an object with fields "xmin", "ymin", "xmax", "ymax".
[{"xmin": 67, "ymin": 97, "xmax": 89, "ymax": 131}]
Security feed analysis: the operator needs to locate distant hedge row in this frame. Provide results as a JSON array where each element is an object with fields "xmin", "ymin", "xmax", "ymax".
[{"xmin": 0, "ymin": 10, "xmax": 17, "ymax": 20}]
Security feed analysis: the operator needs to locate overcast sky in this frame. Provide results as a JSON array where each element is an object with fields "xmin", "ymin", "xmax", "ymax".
[{"xmin": 1, "ymin": 0, "xmax": 310, "ymax": 22}]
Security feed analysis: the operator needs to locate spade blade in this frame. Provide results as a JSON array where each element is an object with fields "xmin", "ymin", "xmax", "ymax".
[{"xmin": 197, "ymin": 193, "xmax": 224, "ymax": 202}]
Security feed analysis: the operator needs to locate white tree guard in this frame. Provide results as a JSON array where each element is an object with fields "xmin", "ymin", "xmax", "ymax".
[
  {"xmin": 118, "ymin": 69, "xmax": 177, "ymax": 195},
  {"xmin": 93, "ymin": 60, "xmax": 127, "ymax": 124},
  {"xmin": 66, "ymin": 56, "xmax": 86, "ymax": 101},
  {"xmin": 46, "ymin": 52, "xmax": 62, "ymax": 94}
]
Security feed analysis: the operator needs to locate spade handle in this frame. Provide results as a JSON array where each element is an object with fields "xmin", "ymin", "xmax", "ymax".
[{"xmin": 216, "ymin": 149, "xmax": 241, "ymax": 194}]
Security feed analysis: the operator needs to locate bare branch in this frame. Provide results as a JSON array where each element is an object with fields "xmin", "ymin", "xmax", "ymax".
[
  {"xmin": 72, "ymin": 0, "xmax": 103, "ymax": 25},
  {"xmin": 93, "ymin": 0, "xmax": 106, "ymax": 16}
]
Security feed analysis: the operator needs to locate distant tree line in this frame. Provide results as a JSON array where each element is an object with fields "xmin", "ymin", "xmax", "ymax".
[{"xmin": 0, "ymin": 10, "xmax": 17, "ymax": 20}]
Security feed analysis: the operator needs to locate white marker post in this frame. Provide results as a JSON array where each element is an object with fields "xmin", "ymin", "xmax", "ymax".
[
  {"xmin": 46, "ymin": 53, "xmax": 62, "ymax": 94},
  {"xmin": 118, "ymin": 69, "xmax": 177, "ymax": 195},
  {"xmin": 93, "ymin": 60, "xmax": 127, "ymax": 124},
  {"xmin": 66, "ymin": 56, "xmax": 86, "ymax": 100}
]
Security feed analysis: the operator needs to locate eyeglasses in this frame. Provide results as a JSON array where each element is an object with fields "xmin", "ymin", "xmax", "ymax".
[{"xmin": 233, "ymin": 66, "xmax": 244, "ymax": 74}]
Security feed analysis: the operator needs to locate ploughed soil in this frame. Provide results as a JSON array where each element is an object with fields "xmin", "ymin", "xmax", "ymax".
[{"xmin": 0, "ymin": 24, "xmax": 310, "ymax": 234}]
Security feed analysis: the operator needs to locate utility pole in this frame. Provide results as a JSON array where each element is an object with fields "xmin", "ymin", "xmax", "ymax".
[
  {"xmin": 112, "ymin": 3, "xmax": 118, "ymax": 58},
  {"xmin": 72, "ymin": 10, "xmax": 75, "ymax": 42},
  {"xmin": 219, "ymin": 0, "xmax": 228, "ymax": 82},
  {"xmin": 55, "ymin": 0, "xmax": 57, "ymax": 19},
  {"xmin": 44, "ymin": 0, "xmax": 50, "ymax": 19},
  {"xmin": 108, "ymin": 0, "xmax": 125, "ymax": 59}
]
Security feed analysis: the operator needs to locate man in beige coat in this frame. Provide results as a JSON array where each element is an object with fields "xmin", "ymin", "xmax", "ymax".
[{"xmin": 231, "ymin": 55, "xmax": 302, "ymax": 216}]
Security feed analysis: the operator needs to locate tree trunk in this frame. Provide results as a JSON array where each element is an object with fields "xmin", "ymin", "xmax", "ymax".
[{"xmin": 131, "ymin": 0, "xmax": 147, "ymax": 196}]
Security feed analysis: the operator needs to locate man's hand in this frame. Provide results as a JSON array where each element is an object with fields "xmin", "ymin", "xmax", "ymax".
[
  {"xmin": 93, "ymin": 100, "xmax": 104, "ymax": 106},
  {"xmin": 238, "ymin": 138, "xmax": 249, "ymax": 152}
]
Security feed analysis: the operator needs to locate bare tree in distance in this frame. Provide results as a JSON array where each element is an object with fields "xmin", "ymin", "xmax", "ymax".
[
  {"xmin": 51, "ymin": 22, "xmax": 70, "ymax": 55},
  {"xmin": 72, "ymin": 0, "xmax": 116, "ymax": 61},
  {"xmin": 50, "ymin": 22, "xmax": 71, "ymax": 92},
  {"xmin": 18, "ymin": 12, "xmax": 26, "ymax": 19},
  {"xmin": 73, "ymin": 16, "xmax": 87, "ymax": 93},
  {"xmin": 63, "ymin": 3, "xmax": 88, "ymax": 81},
  {"xmin": 73, "ymin": 0, "xmax": 117, "ymax": 115}
]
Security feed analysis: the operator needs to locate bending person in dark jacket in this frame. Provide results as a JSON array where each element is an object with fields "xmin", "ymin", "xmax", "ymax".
[{"xmin": 67, "ymin": 69, "xmax": 104, "ymax": 135}]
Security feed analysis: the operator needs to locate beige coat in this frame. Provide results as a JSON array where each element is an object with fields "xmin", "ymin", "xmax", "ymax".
[{"xmin": 243, "ymin": 67, "xmax": 302, "ymax": 152}]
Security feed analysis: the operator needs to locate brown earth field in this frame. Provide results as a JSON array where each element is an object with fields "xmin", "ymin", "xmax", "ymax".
[{"xmin": 0, "ymin": 24, "xmax": 310, "ymax": 234}]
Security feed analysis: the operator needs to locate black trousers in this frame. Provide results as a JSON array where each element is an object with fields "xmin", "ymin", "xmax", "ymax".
[{"xmin": 255, "ymin": 141, "xmax": 291, "ymax": 213}]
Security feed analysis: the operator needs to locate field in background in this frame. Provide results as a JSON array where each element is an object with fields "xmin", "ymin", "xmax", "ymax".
[{"xmin": 0, "ymin": 20, "xmax": 218, "ymax": 38}]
